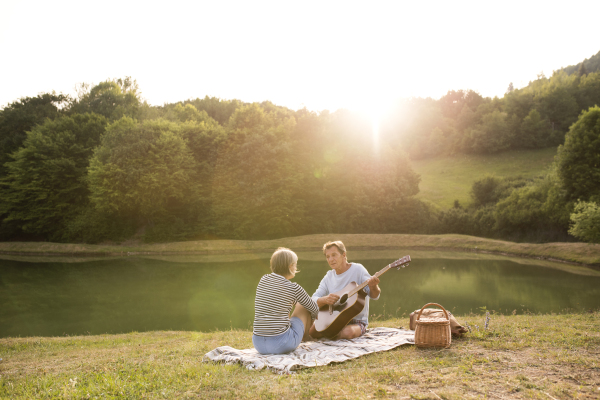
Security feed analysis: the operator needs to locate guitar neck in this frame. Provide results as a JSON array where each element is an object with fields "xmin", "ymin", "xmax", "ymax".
[{"xmin": 348, "ymin": 263, "xmax": 395, "ymax": 298}]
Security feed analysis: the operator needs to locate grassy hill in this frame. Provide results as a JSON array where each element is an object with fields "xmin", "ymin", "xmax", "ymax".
[{"xmin": 411, "ymin": 147, "xmax": 558, "ymax": 209}]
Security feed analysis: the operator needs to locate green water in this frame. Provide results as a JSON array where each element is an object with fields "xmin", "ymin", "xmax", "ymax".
[{"xmin": 1, "ymin": 252, "xmax": 599, "ymax": 338}]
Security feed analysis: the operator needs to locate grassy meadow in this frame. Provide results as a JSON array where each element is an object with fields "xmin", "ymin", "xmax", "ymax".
[
  {"xmin": 411, "ymin": 147, "xmax": 558, "ymax": 209},
  {"xmin": 1, "ymin": 312, "xmax": 599, "ymax": 399}
]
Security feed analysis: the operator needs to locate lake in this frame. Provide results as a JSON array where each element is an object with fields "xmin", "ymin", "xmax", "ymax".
[{"xmin": 1, "ymin": 250, "xmax": 599, "ymax": 338}]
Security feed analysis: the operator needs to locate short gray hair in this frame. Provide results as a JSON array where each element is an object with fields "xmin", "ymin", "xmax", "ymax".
[
  {"xmin": 322, "ymin": 240, "xmax": 346, "ymax": 255},
  {"xmin": 270, "ymin": 247, "xmax": 298, "ymax": 276}
]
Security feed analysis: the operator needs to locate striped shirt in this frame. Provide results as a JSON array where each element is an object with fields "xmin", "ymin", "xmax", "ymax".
[{"xmin": 253, "ymin": 273, "xmax": 319, "ymax": 337}]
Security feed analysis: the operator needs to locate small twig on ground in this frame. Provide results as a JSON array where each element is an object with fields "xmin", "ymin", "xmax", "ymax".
[
  {"xmin": 429, "ymin": 390, "xmax": 442, "ymax": 399},
  {"xmin": 543, "ymin": 392, "xmax": 559, "ymax": 400}
]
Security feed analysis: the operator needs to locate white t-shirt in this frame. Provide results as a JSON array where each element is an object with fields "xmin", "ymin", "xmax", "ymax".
[{"xmin": 311, "ymin": 263, "xmax": 379, "ymax": 325}]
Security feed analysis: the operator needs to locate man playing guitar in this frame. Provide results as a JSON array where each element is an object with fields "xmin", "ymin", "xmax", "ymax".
[{"xmin": 311, "ymin": 241, "xmax": 381, "ymax": 339}]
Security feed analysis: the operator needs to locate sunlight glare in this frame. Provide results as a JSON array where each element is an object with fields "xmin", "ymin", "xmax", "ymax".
[{"xmin": 359, "ymin": 98, "xmax": 393, "ymax": 156}]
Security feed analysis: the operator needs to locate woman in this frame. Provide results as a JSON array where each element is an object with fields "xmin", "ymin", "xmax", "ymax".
[{"xmin": 252, "ymin": 247, "xmax": 319, "ymax": 354}]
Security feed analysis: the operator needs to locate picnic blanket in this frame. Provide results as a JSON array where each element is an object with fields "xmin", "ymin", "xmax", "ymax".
[{"xmin": 203, "ymin": 327, "xmax": 414, "ymax": 374}]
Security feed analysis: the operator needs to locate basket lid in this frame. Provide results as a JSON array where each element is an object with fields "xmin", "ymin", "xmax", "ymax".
[
  {"xmin": 416, "ymin": 303, "xmax": 450, "ymax": 322},
  {"xmin": 416, "ymin": 317, "xmax": 450, "ymax": 325}
]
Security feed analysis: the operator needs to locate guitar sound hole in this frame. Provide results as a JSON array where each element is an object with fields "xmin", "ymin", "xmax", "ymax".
[{"xmin": 339, "ymin": 294, "xmax": 348, "ymax": 305}]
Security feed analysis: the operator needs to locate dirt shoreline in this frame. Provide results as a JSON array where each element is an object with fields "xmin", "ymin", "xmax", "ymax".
[{"xmin": 2, "ymin": 245, "xmax": 599, "ymax": 269}]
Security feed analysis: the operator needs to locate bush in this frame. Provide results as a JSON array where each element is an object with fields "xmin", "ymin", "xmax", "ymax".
[
  {"xmin": 63, "ymin": 206, "xmax": 137, "ymax": 243},
  {"xmin": 438, "ymin": 207, "xmax": 474, "ymax": 234},
  {"xmin": 494, "ymin": 172, "xmax": 571, "ymax": 242},
  {"xmin": 569, "ymin": 201, "xmax": 600, "ymax": 243},
  {"xmin": 471, "ymin": 205, "xmax": 497, "ymax": 237},
  {"xmin": 470, "ymin": 175, "xmax": 532, "ymax": 208},
  {"xmin": 471, "ymin": 176, "xmax": 502, "ymax": 207},
  {"xmin": 557, "ymin": 106, "xmax": 600, "ymax": 202}
]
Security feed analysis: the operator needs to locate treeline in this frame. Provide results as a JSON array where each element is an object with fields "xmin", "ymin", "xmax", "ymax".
[
  {"xmin": 379, "ymin": 54, "xmax": 600, "ymax": 159},
  {"xmin": 0, "ymin": 79, "xmax": 426, "ymax": 242},
  {"xmin": 563, "ymin": 49, "xmax": 600, "ymax": 76},
  {"xmin": 1, "ymin": 50, "xmax": 599, "ymax": 244}
]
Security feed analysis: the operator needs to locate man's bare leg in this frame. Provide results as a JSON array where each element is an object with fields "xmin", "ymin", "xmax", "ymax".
[
  {"xmin": 334, "ymin": 324, "xmax": 362, "ymax": 340},
  {"xmin": 291, "ymin": 304, "xmax": 313, "ymax": 341}
]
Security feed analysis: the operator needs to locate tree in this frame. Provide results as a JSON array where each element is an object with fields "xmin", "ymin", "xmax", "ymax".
[
  {"xmin": 383, "ymin": 97, "xmax": 444, "ymax": 159},
  {"xmin": 165, "ymin": 103, "xmax": 215, "ymax": 124},
  {"xmin": 333, "ymin": 149, "xmax": 421, "ymax": 232},
  {"xmin": 575, "ymin": 72, "xmax": 600, "ymax": 111},
  {"xmin": 70, "ymin": 77, "xmax": 141, "ymax": 121},
  {"xmin": 1, "ymin": 113, "xmax": 107, "ymax": 240},
  {"xmin": 188, "ymin": 96, "xmax": 244, "ymax": 125},
  {"xmin": 0, "ymin": 93, "xmax": 70, "ymax": 177},
  {"xmin": 506, "ymin": 82, "xmax": 514, "ymax": 93},
  {"xmin": 556, "ymin": 106, "xmax": 600, "ymax": 203},
  {"xmin": 439, "ymin": 90, "xmax": 484, "ymax": 119},
  {"xmin": 211, "ymin": 104, "xmax": 304, "ymax": 239},
  {"xmin": 564, "ymin": 50, "xmax": 600, "ymax": 75},
  {"xmin": 503, "ymin": 89, "xmax": 534, "ymax": 120},
  {"xmin": 178, "ymin": 118, "xmax": 226, "ymax": 230},
  {"xmin": 293, "ymin": 108, "xmax": 422, "ymax": 234},
  {"xmin": 87, "ymin": 118, "xmax": 201, "ymax": 226},
  {"xmin": 569, "ymin": 201, "xmax": 600, "ymax": 243},
  {"xmin": 455, "ymin": 104, "xmax": 476, "ymax": 133},
  {"xmin": 517, "ymin": 109, "xmax": 552, "ymax": 148},
  {"xmin": 464, "ymin": 111, "xmax": 512, "ymax": 153},
  {"xmin": 425, "ymin": 127, "xmax": 446, "ymax": 157},
  {"xmin": 536, "ymin": 83, "xmax": 579, "ymax": 139}
]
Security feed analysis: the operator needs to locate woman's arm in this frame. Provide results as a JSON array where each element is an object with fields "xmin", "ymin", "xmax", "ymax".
[{"xmin": 294, "ymin": 284, "xmax": 319, "ymax": 318}]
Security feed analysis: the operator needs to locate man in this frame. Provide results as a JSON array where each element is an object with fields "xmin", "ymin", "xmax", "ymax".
[{"xmin": 311, "ymin": 240, "xmax": 380, "ymax": 339}]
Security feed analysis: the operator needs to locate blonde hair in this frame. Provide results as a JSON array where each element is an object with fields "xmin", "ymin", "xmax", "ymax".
[
  {"xmin": 322, "ymin": 240, "xmax": 347, "ymax": 255},
  {"xmin": 270, "ymin": 247, "xmax": 298, "ymax": 276}
]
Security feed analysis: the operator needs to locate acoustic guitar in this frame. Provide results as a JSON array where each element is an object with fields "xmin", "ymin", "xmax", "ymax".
[{"xmin": 309, "ymin": 255, "xmax": 411, "ymax": 339}]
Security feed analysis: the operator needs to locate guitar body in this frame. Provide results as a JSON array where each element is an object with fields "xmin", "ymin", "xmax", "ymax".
[{"xmin": 309, "ymin": 282, "xmax": 367, "ymax": 339}]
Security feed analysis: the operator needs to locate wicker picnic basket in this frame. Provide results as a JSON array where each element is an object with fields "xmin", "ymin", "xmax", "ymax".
[{"xmin": 414, "ymin": 303, "xmax": 451, "ymax": 348}]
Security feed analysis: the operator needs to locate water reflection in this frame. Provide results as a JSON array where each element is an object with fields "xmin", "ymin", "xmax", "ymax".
[{"xmin": 1, "ymin": 251, "xmax": 599, "ymax": 337}]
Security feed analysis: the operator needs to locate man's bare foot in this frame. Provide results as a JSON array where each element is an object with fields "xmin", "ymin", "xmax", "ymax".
[{"xmin": 302, "ymin": 334, "xmax": 315, "ymax": 342}]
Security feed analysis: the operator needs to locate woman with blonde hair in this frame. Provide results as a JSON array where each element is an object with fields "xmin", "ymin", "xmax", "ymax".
[{"xmin": 252, "ymin": 247, "xmax": 319, "ymax": 354}]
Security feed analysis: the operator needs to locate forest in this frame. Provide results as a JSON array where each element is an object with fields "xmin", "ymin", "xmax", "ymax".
[{"xmin": 1, "ymin": 51, "xmax": 600, "ymax": 244}]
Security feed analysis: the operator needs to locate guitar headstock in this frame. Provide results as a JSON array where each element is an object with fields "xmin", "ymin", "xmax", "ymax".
[{"xmin": 391, "ymin": 255, "xmax": 411, "ymax": 270}]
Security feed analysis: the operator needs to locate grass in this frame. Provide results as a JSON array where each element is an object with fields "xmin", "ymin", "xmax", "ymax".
[
  {"xmin": 2, "ymin": 233, "xmax": 600, "ymax": 267},
  {"xmin": 1, "ymin": 312, "xmax": 598, "ymax": 399},
  {"xmin": 411, "ymin": 147, "xmax": 558, "ymax": 209}
]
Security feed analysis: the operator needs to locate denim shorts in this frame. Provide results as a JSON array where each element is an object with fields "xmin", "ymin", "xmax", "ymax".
[{"xmin": 252, "ymin": 317, "xmax": 304, "ymax": 355}]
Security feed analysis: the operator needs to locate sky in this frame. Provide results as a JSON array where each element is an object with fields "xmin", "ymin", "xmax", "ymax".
[{"xmin": 1, "ymin": 0, "xmax": 599, "ymax": 113}]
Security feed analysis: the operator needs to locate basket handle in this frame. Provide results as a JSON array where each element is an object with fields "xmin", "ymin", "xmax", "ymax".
[{"xmin": 416, "ymin": 303, "xmax": 449, "ymax": 321}]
